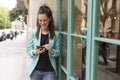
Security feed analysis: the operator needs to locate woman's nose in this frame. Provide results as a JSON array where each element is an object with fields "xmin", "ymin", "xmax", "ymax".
[{"xmin": 41, "ymin": 21, "xmax": 44, "ymax": 24}]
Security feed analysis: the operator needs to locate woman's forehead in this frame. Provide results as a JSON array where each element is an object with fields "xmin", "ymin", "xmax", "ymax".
[{"xmin": 38, "ymin": 14, "xmax": 48, "ymax": 19}]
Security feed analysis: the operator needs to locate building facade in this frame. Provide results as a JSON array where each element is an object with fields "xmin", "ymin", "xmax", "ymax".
[{"xmin": 25, "ymin": 0, "xmax": 120, "ymax": 80}]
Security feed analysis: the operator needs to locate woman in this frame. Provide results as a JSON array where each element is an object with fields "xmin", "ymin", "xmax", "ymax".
[{"xmin": 26, "ymin": 5, "xmax": 60, "ymax": 80}]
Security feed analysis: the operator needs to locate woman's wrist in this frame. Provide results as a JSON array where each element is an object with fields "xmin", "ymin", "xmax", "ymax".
[
  {"xmin": 33, "ymin": 50, "xmax": 36, "ymax": 54},
  {"xmin": 49, "ymin": 49, "xmax": 54, "ymax": 54}
]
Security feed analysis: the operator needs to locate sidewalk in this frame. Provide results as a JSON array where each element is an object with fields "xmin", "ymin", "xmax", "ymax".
[{"xmin": 0, "ymin": 31, "xmax": 30, "ymax": 80}]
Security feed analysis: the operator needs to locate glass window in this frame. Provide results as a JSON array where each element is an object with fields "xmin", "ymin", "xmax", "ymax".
[
  {"xmin": 72, "ymin": 0, "xmax": 88, "ymax": 80},
  {"xmin": 73, "ymin": 37, "xmax": 83, "ymax": 79},
  {"xmin": 61, "ymin": 70, "xmax": 67, "ymax": 80},
  {"xmin": 61, "ymin": 34, "xmax": 67, "ymax": 68},
  {"xmin": 99, "ymin": 0, "xmax": 120, "ymax": 40},
  {"xmin": 98, "ymin": 0, "xmax": 120, "ymax": 80},
  {"xmin": 62, "ymin": 0, "xmax": 68, "ymax": 32},
  {"xmin": 73, "ymin": 0, "xmax": 87, "ymax": 35}
]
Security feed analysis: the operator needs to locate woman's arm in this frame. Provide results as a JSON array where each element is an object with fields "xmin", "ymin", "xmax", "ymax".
[
  {"xmin": 51, "ymin": 31, "xmax": 60, "ymax": 57},
  {"xmin": 26, "ymin": 30, "xmax": 35, "ymax": 58}
]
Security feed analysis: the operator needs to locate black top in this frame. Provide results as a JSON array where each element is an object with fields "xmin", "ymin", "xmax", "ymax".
[{"xmin": 35, "ymin": 33, "xmax": 54, "ymax": 71}]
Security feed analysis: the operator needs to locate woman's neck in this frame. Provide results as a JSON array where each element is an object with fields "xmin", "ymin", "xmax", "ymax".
[{"xmin": 42, "ymin": 29, "xmax": 49, "ymax": 34}]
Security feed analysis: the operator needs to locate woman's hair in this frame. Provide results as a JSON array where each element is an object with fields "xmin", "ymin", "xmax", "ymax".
[{"xmin": 36, "ymin": 5, "xmax": 55, "ymax": 39}]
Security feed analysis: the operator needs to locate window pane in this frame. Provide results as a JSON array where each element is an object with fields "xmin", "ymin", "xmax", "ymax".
[
  {"xmin": 98, "ymin": 0, "xmax": 120, "ymax": 40},
  {"xmin": 72, "ymin": 36, "xmax": 83, "ymax": 79},
  {"xmin": 61, "ymin": 34, "xmax": 67, "ymax": 68},
  {"xmin": 72, "ymin": 0, "xmax": 88, "ymax": 80},
  {"xmin": 73, "ymin": 0, "xmax": 87, "ymax": 35},
  {"xmin": 98, "ymin": 0, "xmax": 120, "ymax": 80},
  {"xmin": 98, "ymin": 43, "xmax": 120, "ymax": 80},
  {"xmin": 61, "ymin": 70, "xmax": 67, "ymax": 80},
  {"xmin": 62, "ymin": 0, "xmax": 68, "ymax": 32}
]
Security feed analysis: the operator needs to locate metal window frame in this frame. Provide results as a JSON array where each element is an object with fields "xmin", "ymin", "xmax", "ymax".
[
  {"xmin": 57, "ymin": 0, "xmax": 120, "ymax": 80},
  {"xmin": 57, "ymin": 0, "xmax": 100, "ymax": 80}
]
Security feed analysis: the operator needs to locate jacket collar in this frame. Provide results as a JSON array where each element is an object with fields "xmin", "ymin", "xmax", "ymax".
[{"xmin": 36, "ymin": 28, "xmax": 54, "ymax": 47}]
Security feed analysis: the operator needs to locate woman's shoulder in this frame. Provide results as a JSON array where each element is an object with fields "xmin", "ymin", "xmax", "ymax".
[
  {"xmin": 53, "ymin": 31, "xmax": 59, "ymax": 39},
  {"xmin": 28, "ymin": 28, "xmax": 36, "ymax": 38},
  {"xmin": 30, "ymin": 28, "xmax": 36, "ymax": 34},
  {"xmin": 55, "ymin": 31, "xmax": 60, "ymax": 36}
]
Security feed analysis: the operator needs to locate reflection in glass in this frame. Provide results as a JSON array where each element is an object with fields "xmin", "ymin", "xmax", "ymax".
[
  {"xmin": 73, "ymin": 0, "xmax": 87, "ymax": 35},
  {"xmin": 61, "ymin": 34, "xmax": 67, "ymax": 68},
  {"xmin": 81, "ymin": 17, "xmax": 87, "ymax": 36},
  {"xmin": 98, "ymin": 0, "xmax": 120, "ymax": 80},
  {"xmin": 99, "ymin": 0, "xmax": 120, "ymax": 40},
  {"xmin": 62, "ymin": 0, "xmax": 68, "ymax": 32},
  {"xmin": 98, "ymin": 43, "xmax": 120, "ymax": 79},
  {"xmin": 73, "ymin": 37, "xmax": 84, "ymax": 79},
  {"xmin": 61, "ymin": 70, "xmax": 66, "ymax": 80},
  {"xmin": 72, "ymin": 0, "xmax": 88, "ymax": 80},
  {"xmin": 99, "ymin": 42, "xmax": 109, "ymax": 65},
  {"xmin": 73, "ymin": 6, "xmax": 82, "ymax": 34}
]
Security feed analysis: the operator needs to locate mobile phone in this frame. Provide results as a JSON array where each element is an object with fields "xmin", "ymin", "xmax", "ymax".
[{"xmin": 36, "ymin": 46, "xmax": 44, "ymax": 49}]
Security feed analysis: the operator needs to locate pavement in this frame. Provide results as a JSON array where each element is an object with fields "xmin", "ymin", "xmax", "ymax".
[{"xmin": 0, "ymin": 31, "xmax": 30, "ymax": 80}]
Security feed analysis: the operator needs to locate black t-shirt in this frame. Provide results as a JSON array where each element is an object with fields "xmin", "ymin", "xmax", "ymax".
[{"xmin": 35, "ymin": 33, "xmax": 54, "ymax": 71}]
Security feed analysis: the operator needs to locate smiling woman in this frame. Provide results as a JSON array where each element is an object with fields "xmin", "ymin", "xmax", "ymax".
[{"xmin": 0, "ymin": 0, "xmax": 16, "ymax": 10}]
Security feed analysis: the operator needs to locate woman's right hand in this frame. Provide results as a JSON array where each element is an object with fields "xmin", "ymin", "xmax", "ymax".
[{"xmin": 33, "ymin": 48, "xmax": 46, "ymax": 54}]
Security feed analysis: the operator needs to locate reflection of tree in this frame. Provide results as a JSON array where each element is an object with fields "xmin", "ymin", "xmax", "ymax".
[
  {"xmin": 100, "ymin": 0, "xmax": 117, "ymax": 38},
  {"xmin": 101, "ymin": 0, "xmax": 120, "ymax": 74}
]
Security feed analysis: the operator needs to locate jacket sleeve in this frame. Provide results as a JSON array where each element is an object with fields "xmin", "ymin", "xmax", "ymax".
[
  {"xmin": 50, "ymin": 31, "xmax": 60, "ymax": 57},
  {"xmin": 26, "ymin": 30, "xmax": 35, "ymax": 58}
]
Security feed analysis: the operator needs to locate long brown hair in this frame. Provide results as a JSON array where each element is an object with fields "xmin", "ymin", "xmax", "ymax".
[{"xmin": 36, "ymin": 5, "xmax": 55, "ymax": 39}]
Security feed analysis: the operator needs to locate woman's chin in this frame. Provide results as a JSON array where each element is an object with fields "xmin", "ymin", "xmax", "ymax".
[{"xmin": 41, "ymin": 27, "xmax": 47, "ymax": 30}]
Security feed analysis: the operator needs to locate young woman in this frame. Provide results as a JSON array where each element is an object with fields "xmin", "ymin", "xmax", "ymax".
[{"xmin": 26, "ymin": 5, "xmax": 60, "ymax": 80}]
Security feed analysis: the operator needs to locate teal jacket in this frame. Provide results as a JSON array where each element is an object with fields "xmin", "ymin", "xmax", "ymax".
[{"xmin": 26, "ymin": 29, "xmax": 60, "ymax": 76}]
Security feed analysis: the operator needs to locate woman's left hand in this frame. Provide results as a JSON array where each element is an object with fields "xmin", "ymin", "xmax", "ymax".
[
  {"xmin": 43, "ymin": 44, "xmax": 54, "ymax": 54},
  {"xmin": 43, "ymin": 44, "xmax": 51, "ymax": 50}
]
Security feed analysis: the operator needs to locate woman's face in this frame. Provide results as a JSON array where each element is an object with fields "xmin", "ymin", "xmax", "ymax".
[{"xmin": 38, "ymin": 14, "xmax": 50, "ymax": 30}]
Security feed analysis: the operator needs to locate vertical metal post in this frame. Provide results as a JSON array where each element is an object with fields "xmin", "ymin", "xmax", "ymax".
[
  {"xmin": 86, "ymin": 0, "xmax": 93, "ymax": 80},
  {"xmin": 57, "ymin": 0, "xmax": 62, "ymax": 80},
  {"xmin": 86, "ymin": 0, "xmax": 100, "ymax": 80},
  {"xmin": 57, "ymin": 0, "xmax": 62, "ymax": 31},
  {"xmin": 67, "ymin": 0, "xmax": 74, "ymax": 80},
  {"xmin": 90, "ymin": 0, "xmax": 100, "ymax": 80}
]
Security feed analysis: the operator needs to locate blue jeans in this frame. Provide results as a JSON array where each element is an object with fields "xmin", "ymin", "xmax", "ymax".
[{"xmin": 30, "ymin": 70, "xmax": 56, "ymax": 80}]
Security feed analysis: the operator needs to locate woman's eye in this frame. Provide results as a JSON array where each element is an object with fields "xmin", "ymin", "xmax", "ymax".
[
  {"xmin": 39, "ymin": 20, "xmax": 42, "ymax": 22},
  {"xmin": 39, "ymin": 19, "xmax": 48, "ymax": 22},
  {"xmin": 44, "ymin": 19, "xmax": 47, "ymax": 22}
]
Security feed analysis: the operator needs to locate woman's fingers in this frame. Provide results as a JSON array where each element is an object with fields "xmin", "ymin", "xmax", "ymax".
[
  {"xmin": 34, "ymin": 48, "xmax": 46, "ymax": 54},
  {"xmin": 43, "ymin": 44, "xmax": 51, "ymax": 50}
]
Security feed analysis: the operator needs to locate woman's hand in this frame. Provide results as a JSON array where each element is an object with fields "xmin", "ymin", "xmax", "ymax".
[
  {"xmin": 33, "ymin": 48, "xmax": 46, "ymax": 54},
  {"xmin": 43, "ymin": 44, "xmax": 54, "ymax": 54}
]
